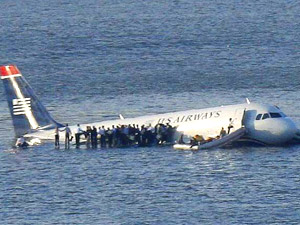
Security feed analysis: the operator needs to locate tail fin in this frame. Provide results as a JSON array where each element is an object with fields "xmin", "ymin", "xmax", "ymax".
[{"xmin": 1, "ymin": 65, "xmax": 62, "ymax": 137}]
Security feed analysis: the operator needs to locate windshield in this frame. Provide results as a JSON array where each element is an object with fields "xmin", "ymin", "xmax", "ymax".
[
  {"xmin": 270, "ymin": 112, "xmax": 282, "ymax": 118},
  {"xmin": 256, "ymin": 112, "xmax": 284, "ymax": 120}
]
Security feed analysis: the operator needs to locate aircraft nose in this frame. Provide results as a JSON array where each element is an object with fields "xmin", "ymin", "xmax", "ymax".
[
  {"xmin": 277, "ymin": 118, "xmax": 298, "ymax": 142},
  {"xmin": 251, "ymin": 117, "xmax": 298, "ymax": 145}
]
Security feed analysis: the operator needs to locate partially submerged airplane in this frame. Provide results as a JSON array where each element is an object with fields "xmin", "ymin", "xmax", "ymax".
[{"xmin": 1, "ymin": 64, "xmax": 300, "ymax": 147}]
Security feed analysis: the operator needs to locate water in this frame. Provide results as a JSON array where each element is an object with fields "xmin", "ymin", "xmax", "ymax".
[{"xmin": 1, "ymin": 0, "xmax": 300, "ymax": 224}]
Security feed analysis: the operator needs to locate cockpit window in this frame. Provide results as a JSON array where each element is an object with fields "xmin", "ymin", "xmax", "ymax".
[
  {"xmin": 270, "ymin": 113, "xmax": 282, "ymax": 118},
  {"xmin": 256, "ymin": 114, "xmax": 262, "ymax": 120},
  {"xmin": 262, "ymin": 113, "xmax": 270, "ymax": 120}
]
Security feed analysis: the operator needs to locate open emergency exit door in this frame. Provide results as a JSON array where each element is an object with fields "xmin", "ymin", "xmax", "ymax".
[{"xmin": 234, "ymin": 108, "xmax": 246, "ymax": 128}]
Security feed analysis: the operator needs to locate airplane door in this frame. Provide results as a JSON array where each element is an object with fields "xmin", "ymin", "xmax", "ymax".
[{"xmin": 234, "ymin": 108, "xmax": 246, "ymax": 128}]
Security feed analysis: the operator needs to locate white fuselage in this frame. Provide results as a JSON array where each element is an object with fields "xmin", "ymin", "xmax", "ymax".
[{"xmin": 25, "ymin": 102, "xmax": 298, "ymax": 145}]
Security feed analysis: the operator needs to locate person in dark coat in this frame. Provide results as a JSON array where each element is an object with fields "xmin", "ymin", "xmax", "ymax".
[{"xmin": 91, "ymin": 126, "xmax": 98, "ymax": 148}]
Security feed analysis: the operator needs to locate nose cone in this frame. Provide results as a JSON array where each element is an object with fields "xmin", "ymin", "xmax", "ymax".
[
  {"xmin": 251, "ymin": 118, "xmax": 298, "ymax": 145},
  {"xmin": 272, "ymin": 118, "xmax": 298, "ymax": 144}
]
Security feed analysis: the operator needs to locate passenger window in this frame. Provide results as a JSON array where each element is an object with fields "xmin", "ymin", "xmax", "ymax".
[
  {"xmin": 256, "ymin": 114, "xmax": 262, "ymax": 120},
  {"xmin": 262, "ymin": 113, "xmax": 270, "ymax": 120},
  {"xmin": 270, "ymin": 113, "xmax": 282, "ymax": 118}
]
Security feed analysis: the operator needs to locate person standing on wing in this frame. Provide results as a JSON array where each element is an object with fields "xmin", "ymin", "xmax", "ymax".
[
  {"xmin": 75, "ymin": 124, "xmax": 84, "ymax": 148},
  {"xmin": 228, "ymin": 118, "xmax": 234, "ymax": 134},
  {"xmin": 55, "ymin": 126, "xmax": 60, "ymax": 148},
  {"xmin": 99, "ymin": 126, "xmax": 106, "ymax": 148},
  {"xmin": 61, "ymin": 124, "xmax": 72, "ymax": 148}
]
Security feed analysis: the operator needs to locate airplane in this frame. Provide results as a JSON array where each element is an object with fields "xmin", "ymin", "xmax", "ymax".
[{"xmin": 1, "ymin": 64, "xmax": 300, "ymax": 146}]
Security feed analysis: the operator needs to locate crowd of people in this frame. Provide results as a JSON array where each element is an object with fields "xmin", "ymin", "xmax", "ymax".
[
  {"xmin": 54, "ymin": 118, "xmax": 236, "ymax": 149},
  {"xmin": 56, "ymin": 123, "xmax": 176, "ymax": 149},
  {"xmin": 15, "ymin": 118, "xmax": 235, "ymax": 149}
]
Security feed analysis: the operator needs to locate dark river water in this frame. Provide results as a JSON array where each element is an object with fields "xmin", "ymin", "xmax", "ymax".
[{"xmin": 1, "ymin": 0, "xmax": 300, "ymax": 224}]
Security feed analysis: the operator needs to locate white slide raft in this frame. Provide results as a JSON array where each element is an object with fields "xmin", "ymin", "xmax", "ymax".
[{"xmin": 173, "ymin": 127, "xmax": 247, "ymax": 150}]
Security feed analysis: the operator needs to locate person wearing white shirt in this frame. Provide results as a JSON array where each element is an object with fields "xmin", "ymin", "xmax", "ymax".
[
  {"xmin": 227, "ymin": 118, "xmax": 234, "ymax": 134},
  {"xmin": 15, "ymin": 136, "xmax": 28, "ymax": 148},
  {"xmin": 75, "ymin": 124, "xmax": 84, "ymax": 147},
  {"xmin": 98, "ymin": 126, "xmax": 106, "ymax": 147},
  {"xmin": 61, "ymin": 124, "xmax": 72, "ymax": 148}
]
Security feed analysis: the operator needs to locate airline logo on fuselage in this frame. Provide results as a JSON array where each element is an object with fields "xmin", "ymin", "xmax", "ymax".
[
  {"xmin": 157, "ymin": 110, "xmax": 221, "ymax": 124},
  {"xmin": 12, "ymin": 98, "xmax": 31, "ymax": 115}
]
